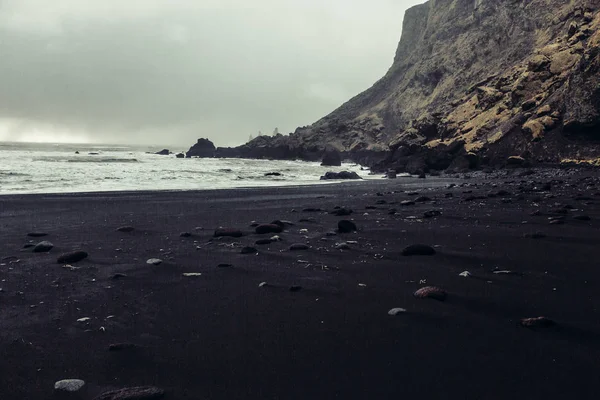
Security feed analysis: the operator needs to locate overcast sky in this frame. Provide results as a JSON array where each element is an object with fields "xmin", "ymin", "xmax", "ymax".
[{"xmin": 0, "ymin": 0, "xmax": 423, "ymax": 147}]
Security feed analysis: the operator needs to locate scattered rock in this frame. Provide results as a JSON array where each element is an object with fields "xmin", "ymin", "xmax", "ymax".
[
  {"xmin": 255, "ymin": 239, "xmax": 273, "ymax": 245},
  {"xmin": 320, "ymin": 171, "xmax": 362, "ymax": 180},
  {"xmin": 573, "ymin": 215, "xmax": 591, "ymax": 221},
  {"xmin": 401, "ymin": 244, "xmax": 436, "ymax": 256},
  {"xmin": 414, "ymin": 286, "xmax": 447, "ymax": 301},
  {"xmin": 241, "ymin": 246, "xmax": 257, "ymax": 254},
  {"xmin": 111, "ymin": 273, "xmax": 127, "ymax": 280},
  {"xmin": 146, "ymin": 258, "xmax": 163, "ymax": 265},
  {"xmin": 57, "ymin": 251, "xmax": 88, "ymax": 264},
  {"xmin": 289, "ymin": 243, "xmax": 309, "ymax": 251},
  {"xmin": 180, "ymin": 232, "xmax": 192, "ymax": 237},
  {"xmin": 415, "ymin": 196, "xmax": 431, "ymax": 202},
  {"xmin": 423, "ymin": 210, "xmax": 442, "ymax": 218},
  {"xmin": 255, "ymin": 224, "xmax": 283, "ymax": 234},
  {"xmin": 270, "ymin": 220, "xmax": 286, "ymax": 229},
  {"xmin": 33, "ymin": 241, "xmax": 53, "ymax": 253},
  {"xmin": 155, "ymin": 149, "xmax": 170, "ymax": 155},
  {"xmin": 214, "ymin": 228, "xmax": 243, "ymax": 238},
  {"xmin": 337, "ymin": 220, "xmax": 357, "ymax": 233},
  {"xmin": 400, "ymin": 200, "xmax": 415, "ymax": 206},
  {"xmin": 258, "ymin": 282, "xmax": 268, "ymax": 287},
  {"xmin": 388, "ymin": 308, "xmax": 407, "ymax": 315},
  {"xmin": 54, "ymin": 379, "xmax": 85, "ymax": 392},
  {"xmin": 264, "ymin": 172, "xmax": 282, "ymax": 176},
  {"xmin": 289, "ymin": 285, "xmax": 302, "ymax": 292},
  {"xmin": 108, "ymin": 343, "xmax": 138, "ymax": 351},
  {"xmin": 335, "ymin": 242, "xmax": 350, "ymax": 250},
  {"xmin": 331, "ymin": 208, "xmax": 353, "ymax": 216},
  {"xmin": 520, "ymin": 317, "xmax": 555, "ymax": 328},
  {"xmin": 93, "ymin": 386, "xmax": 165, "ymax": 400},
  {"xmin": 116, "ymin": 226, "xmax": 135, "ymax": 233},
  {"xmin": 459, "ymin": 271, "xmax": 472, "ymax": 277},
  {"xmin": 175, "ymin": 153, "xmax": 185, "ymax": 158},
  {"xmin": 27, "ymin": 232, "xmax": 47, "ymax": 237}
]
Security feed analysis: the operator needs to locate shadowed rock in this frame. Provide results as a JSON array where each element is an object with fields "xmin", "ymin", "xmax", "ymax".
[
  {"xmin": 57, "ymin": 251, "xmax": 88, "ymax": 264},
  {"xmin": 402, "ymin": 244, "xmax": 436, "ymax": 256},
  {"xmin": 520, "ymin": 317, "xmax": 555, "ymax": 328},
  {"xmin": 414, "ymin": 286, "xmax": 447, "ymax": 301},
  {"xmin": 338, "ymin": 220, "xmax": 357, "ymax": 233},
  {"xmin": 33, "ymin": 241, "xmax": 53, "ymax": 253},
  {"xmin": 93, "ymin": 386, "xmax": 165, "ymax": 400},
  {"xmin": 214, "ymin": 228, "xmax": 243, "ymax": 238},
  {"xmin": 255, "ymin": 224, "xmax": 283, "ymax": 234}
]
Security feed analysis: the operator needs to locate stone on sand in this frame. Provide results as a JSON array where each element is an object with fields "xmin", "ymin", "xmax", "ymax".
[
  {"xmin": 214, "ymin": 228, "xmax": 243, "ymax": 238},
  {"xmin": 57, "ymin": 251, "xmax": 88, "ymax": 264},
  {"xmin": 116, "ymin": 226, "xmax": 135, "ymax": 232},
  {"xmin": 423, "ymin": 210, "xmax": 442, "ymax": 219},
  {"xmin": 388, "ymin": 308, "xmax": 407, "ymax": 315},
  {"xmin": 289, "ymin": 243, "xmax": 309, "ymax": 251},
  {"xmin": 93, "ymin": 386, "xmax": 165, "ymax": 400},
  {"xmin": 255, "ymin": 224, "xmax": 283, "ymax": 234},
  {"xmin": 27, "ymin": 232, "xmax": 48, "ymax": 237},
  {"xmin": 54, "ymin": 379, "xmax": 85, "ymax": 392},
  {"xmin": 401, "ymin": 244, "xmax": 436, "ymax": 256},
  {"xmin": 146, "ymin": 258, "xmax": 163, "ymax": 265},
  {"xmin": 413, "ymin": 286, "xmax": 447, "ymax": 301},
  {"xmin": 241, "ymin": 246, "xmax": 257, "ymax": 254},
  {"xmin": 520, "ymin": 316, "xmax": 555, "ymax": 328},
  {"xmin": 338, "ymin": 220, "xmax": 357, "ymax": 233},
  {"xmin": 33, "ymin": 241, "xmax": 53, "ymax": 253}
]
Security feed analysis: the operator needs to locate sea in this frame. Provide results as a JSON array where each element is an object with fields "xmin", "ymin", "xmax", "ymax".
[{"xmin": 0, "ymin": 142, "xmax": 377, "ymax": 195}]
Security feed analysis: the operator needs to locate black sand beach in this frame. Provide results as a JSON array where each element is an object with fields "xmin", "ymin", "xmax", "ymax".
[{"xmin": 1, "ymin": 170, "xmax": 599, "ymax": 399}]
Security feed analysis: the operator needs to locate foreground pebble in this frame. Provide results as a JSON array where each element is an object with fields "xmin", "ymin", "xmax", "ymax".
[
  {"xmin": 214, "ymin": 228, "xmax": 243, "ymax": 238},
  {"xmin": 54, "ymin": 379, "xmax": 85, "ymax": 392},
  {"xmin": 93, "ymin": 386, "xmax": 165, "ymax": 400},
  {"xmin": 388, "ymin": 308, "xmax": 407, "ymax": 315},
  {"xmin": 414, "ymin": 286, "xmax": 447, "ymax": 301},
  {"xmin": 402, "ymin": 244, "xmax": 436, "ymax": 256},
  {"xmin": 520, "ymin": 316, "xmax": 555, "ymax": 328},
  {"xmin": 289, "ymin": 243, "xmax": 309, "ymax": 251},
  {"xmin": 146, "ymin": 258, "xmax": 163, "ymax": 265},
  {"xmin": 57, "ymin": 251, "xmax": 88, "ymax": 264},
  {"xmin": 33, "ymin": 241, "xmax": 53, "ymax": 253},
  {"xmin": 255, "ymin": 224, "xmax": 283, "ymax": 234},
  {"xmin": 338, "ymin": 220, "xmax": 357, "ymax": 233}
]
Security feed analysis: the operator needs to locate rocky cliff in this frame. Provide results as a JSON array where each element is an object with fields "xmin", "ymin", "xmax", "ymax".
[{"xmin": 228, "ymin": 0, "xmax": 600, "ymax": 172}]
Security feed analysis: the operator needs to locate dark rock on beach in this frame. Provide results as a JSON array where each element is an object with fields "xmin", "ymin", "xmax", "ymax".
[
  {"xmin": 338, "ymin": 220, "xmax": 357, "ymax": 233},
  {"xmin": 57, "ymin": 251, "xmax": 88, "ymax": 264},
  {"xmin": 241, "ymin": 246, "xmax": 258, "ymax": 254},
  {"xmin": 414, "ymin": 286, "xmax": 447, "ymax": 301},
  {"xmin": 401, "ymin": 244, "xmax": 436, "ymax": 256},
  {"xmin": 116, "ymin": 226, "xmax": 135, "ymax": 233},
  {"xmin": 214, "ymin": 228, "xmax": 243, "ymax": 238},
  {"xmin": 255, "ymin": 224, "xmax": 283, "ymax": 234},
  {"xmin": 32, "ymin": 241, "xmax": 53, "ymax": 253},
  {"xmin": 93, "ymin": 386, "xmax": 165, "ymax": 400},
  {"xmin": 155, "ymin": 149, "xmax": 170, "ymax": 155}
]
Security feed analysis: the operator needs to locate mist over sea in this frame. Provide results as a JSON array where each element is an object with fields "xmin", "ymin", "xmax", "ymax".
[{"xmin": 0, "ymin": 142, "xmax": 375, "ymax": 195}]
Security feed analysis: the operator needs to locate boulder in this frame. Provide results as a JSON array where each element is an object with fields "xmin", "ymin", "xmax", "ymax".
[
  {"xmin": 255, "ymin": 224, "xmax": 283, "ymax": 234},
  {"xmin": 320, "ymin": 171, "xmax": 362, "ymax": 180},
  {"xmin": 155, "ymin": 149, "xmax": 170, "ymax": 155},
  {"xmin": 175, "ymin": 153, "xmax": 185, "ymax": 158},
  {"xmin": 214, "ymin": 228, "xmax": 243, "ymax": 238},
  {"xmin": 320, "ymin": 150, "xmax": 342, "ymax": 166},
  {"xmin": 57, "ymin": 251, "xmax": 88, "ymax": 264},
  {"xmin": 33, "ymin": 241, "xmax": 53, "ymax": 253},
  {"xmin": 338, "ymin": 220, "xmax": 357, "ymax": 233},
  {"xmin": 186, "ymin": 138, "xmax": 216, "ymax": 158}
]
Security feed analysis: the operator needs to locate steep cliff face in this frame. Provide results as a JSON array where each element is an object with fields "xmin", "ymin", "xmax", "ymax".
[{"xmin": 237, "ymin": 0, "xmax": 600, "ymax": 172}]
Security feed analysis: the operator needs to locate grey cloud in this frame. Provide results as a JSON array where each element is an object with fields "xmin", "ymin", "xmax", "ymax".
[{"xmin": 0, "ymin": 0, "xmax": 423, "ymax": 146}]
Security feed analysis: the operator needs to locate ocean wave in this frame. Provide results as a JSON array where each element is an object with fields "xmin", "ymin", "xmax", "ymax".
[{"xmin": 66, "ymin": 158, "xmax": 139, "ymax": 163}]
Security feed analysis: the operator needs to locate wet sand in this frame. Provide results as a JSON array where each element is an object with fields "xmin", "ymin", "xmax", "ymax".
[{"xmin": 1, "ymin": 170, "xmax": 599, "ymax": 399}]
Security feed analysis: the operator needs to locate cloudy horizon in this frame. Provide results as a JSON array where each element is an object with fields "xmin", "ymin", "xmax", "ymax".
[{"xmin": 0, "ymin": 0, "xmax": 423, "ymax": 147}]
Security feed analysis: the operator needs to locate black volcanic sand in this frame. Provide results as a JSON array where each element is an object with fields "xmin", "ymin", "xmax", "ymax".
[{"xmin": 1, "ymin": 169, "xmax": 600, "ymax": 399}]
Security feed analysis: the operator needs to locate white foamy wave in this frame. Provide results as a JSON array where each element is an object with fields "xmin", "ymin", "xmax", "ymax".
[{"xmin": 0, "ymin": 142, "xmax": 379, "ymax": 194}]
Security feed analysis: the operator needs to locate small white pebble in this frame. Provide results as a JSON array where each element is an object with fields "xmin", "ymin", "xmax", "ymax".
[
  {"xmin": 77, "ymin": 317, "xmax": 90, "ymax": 322},
  {"xmin": 388, "ymin": 308, "xmax": 407, "ymax": 316}
]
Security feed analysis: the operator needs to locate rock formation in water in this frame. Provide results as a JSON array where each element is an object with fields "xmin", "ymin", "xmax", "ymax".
[{"xmin": 186, "ymin": 138, "xmax": 216, "ymax": 158}]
